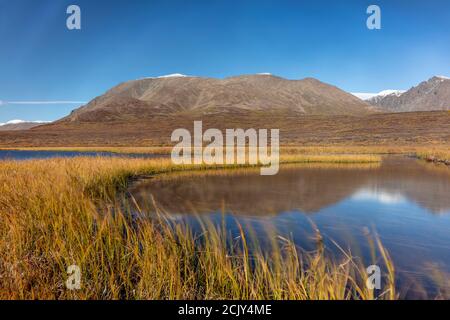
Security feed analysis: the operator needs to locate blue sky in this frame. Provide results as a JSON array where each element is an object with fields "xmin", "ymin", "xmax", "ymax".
[{"xmin": 0, "ymin": 0, "xmax": 449, "ymax": 122}]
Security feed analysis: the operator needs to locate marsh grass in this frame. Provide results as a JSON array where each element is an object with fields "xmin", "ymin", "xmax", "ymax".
[
  {"xmin": 416, "ymin": 150, "xmax": 450, "ymax": 163},
  {"xmin": 0, "ymin": 156, "xmax": 427, "ymax": 299},
  {"xmin": 4, "ymin": 145, "xmax": 449, "ymax": 157}
]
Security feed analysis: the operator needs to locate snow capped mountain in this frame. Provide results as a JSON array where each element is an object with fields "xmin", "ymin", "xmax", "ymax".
[
  {"xmin": 0, "ymin": 119, "xmax": 25, "ymax": 126},
  {"xmin": 365, "ymin": 76, "xmax": 450, "ymax": 112},
  {"xmin": 0, "ymin": 119, "xmax": 49, "ymax": 126},
  {"xmin": 157, "ymin": 73, "xmax": 189, "ymax": 78},
  {"xmin": 366, "ymin": 90, "xmax": 406, "ymax": 104},
  {"xmin": 139, "ymin": 73, "xmax": 195, "ymax": 80},
  {"xmin": 376, "ymin": 90, "xmax": 405, "ymax": 97},
  {"xmin": 0, "ymin": 119, "xmax": 50, "ymax": 130}
]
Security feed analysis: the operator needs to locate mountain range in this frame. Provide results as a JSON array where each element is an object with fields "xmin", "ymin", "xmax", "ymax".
[
  {"xmin": 3, "ymin": 74, "xmax": 449, "ymax": 128},
  {"xmin": 0, "ymin": 74, "xmax": 449, "ymax": 147}
]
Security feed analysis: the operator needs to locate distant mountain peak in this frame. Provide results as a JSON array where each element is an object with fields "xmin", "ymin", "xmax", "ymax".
[
  {"xmin": 366, "ymin": 76, "xmax": 450, "ymax": 112},
  {"xmin": 376, "ymin": 90, "xmax": 405, "ymax": 97},
  {"xmin": 0, "ymin": 119, "xmax": 49, "ymax": 126},
  {"xmin": 0, "ymin": 119, "xmax": 27, "ymax": 125},
  {"xmin": 0, "ymin": 119, "xmax": 50, "ymax": 131}
]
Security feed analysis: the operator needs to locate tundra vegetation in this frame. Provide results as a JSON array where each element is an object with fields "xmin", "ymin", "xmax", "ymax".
[{"xmin": 0, "ymin": 150, "xmax": 448, "ymax": 299}]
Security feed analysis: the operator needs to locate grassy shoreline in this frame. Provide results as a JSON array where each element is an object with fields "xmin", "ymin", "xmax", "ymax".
[
  {"xmin": 0, "ymin": 156, "xmax": 398, "ymax": 299},
  {"xmin": 0, "ymin": 154, "xmax": 447, "ymax": 299},
  {"xmin": 1, "ymin": 145, "xmax": 449, "ymax": 162},
  {"xmin": 416, "ymin": 151, "xmax": 450, "ymax": 164}
]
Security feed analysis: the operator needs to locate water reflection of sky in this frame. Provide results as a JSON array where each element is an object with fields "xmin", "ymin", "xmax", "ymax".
[
  {"xmin": 130, "ymin": 158, "xmax": 450, "ymax": 297},
  {"xmin": 351, "ymin": 188, "xmax": 407, "ymax": 205}
]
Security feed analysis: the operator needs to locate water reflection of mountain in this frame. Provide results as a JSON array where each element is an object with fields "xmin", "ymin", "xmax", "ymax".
[{"xmin": 129, "ymin": 158, "xmax": 450, "ymax": 216}]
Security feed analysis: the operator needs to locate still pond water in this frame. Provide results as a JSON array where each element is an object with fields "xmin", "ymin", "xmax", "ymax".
[{"xmin": 129, "ymin": 157, "xmax": 450, "ymax": 298}]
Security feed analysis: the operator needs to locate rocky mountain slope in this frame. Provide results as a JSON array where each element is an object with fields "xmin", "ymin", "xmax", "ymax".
[{"xmin": 367, "ymin": 76, "xmax": 450, "ymax": 112}]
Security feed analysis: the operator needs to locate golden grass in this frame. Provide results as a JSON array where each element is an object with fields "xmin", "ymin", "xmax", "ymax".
[
  {"xmin": 0, "ymin": 156, "xmax": 403, "ymax": 299},
  {"xmin": 415, "ymin": 150, "xmax": 450, "ymax": 163},
  {"xmin": 0, "ymin": 146, "xmax": 383, "ymax": 164},
  {"xmin": 2, "ymin": 154, "xmax": 449, "ymax": 299},
  {"xmin": 3, "ymin": 145, "xmax": 449, "ymax": 161},
  {"xmin": 0, "ymin": 145, "xmax": 402, "ymax": 155}
]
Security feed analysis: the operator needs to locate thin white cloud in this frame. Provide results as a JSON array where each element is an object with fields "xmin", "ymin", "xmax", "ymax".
[
  {"xmin": 350, "ymin": 92, "xmax": 378, "ymax": 100},
  {"xmin": 3, "ymin": 100, "xmax": 86, "ymax": 105}
]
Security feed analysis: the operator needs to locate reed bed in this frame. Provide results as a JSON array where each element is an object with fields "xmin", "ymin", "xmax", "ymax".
[
  {"xmin": 0, "ymin": 156, "xmax": 402, "ymax": 299},
  {"xmin": 415, "ymin": 151, "xmax": 450, "ymax": 163}
]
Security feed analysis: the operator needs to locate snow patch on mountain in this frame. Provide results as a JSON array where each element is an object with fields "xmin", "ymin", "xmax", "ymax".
[
  {"xmin": 350, "ymin": 92, "xmax": 378, "ymax": 100},
  {"xmin": 376, "ymin": 90, "xmax": 405, "ymax": 97},
  {"xmin": 157, "ymin": 73, "xmax": 190, "ymax": 78},
  {"xmin": 139, "ymin": 73, "xmax": 195, "ymax": 80},
  {"xmin": 0, "ymin": 119, "xmax": 50, "ymax": 126}
]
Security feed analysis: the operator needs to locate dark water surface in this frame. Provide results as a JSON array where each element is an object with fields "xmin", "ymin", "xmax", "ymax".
[
  {"xmin": 0, "ymin": 149, "xmax": 165, "ymax": 160},
  {"xmin": 129, "ymin": 157, "xmax": 450, "ymax": 298}
]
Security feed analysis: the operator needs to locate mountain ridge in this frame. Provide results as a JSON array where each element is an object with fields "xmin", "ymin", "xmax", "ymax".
[
  {"xmin": 58, "ymin": 74, "xmax": 375, "ymax": 123},
  {"xmin": 366, "ymin": 76, "xmax": 450, "ymax": 112}
]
